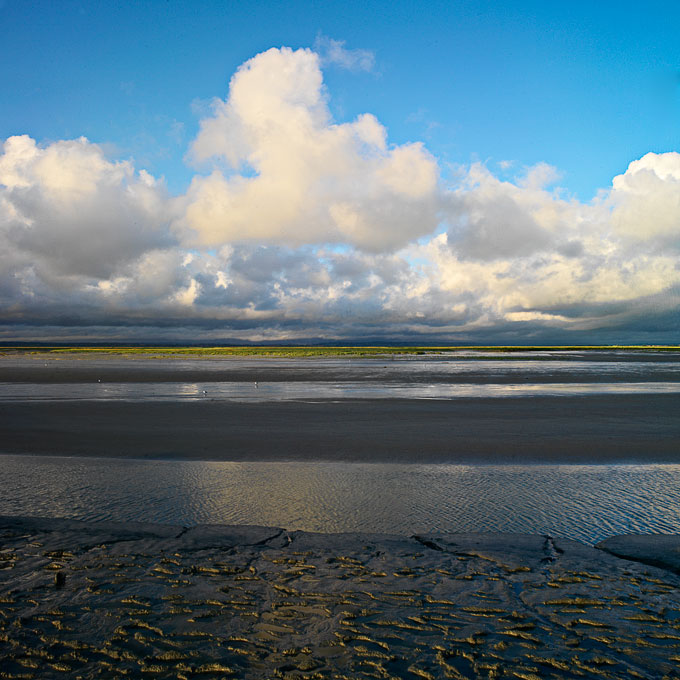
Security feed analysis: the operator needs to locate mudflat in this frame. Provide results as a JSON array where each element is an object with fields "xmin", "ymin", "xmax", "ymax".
[
  {"xmin": 2, "ymin": 354, "xmax": 680, "ymax": 676},
  {"xmin": 1, "ymin": 516, "xmax": 680, "ymax": 679},
  {"xmin": 1, "ymin": 394, "xmax": 679, "ymax": 463}
]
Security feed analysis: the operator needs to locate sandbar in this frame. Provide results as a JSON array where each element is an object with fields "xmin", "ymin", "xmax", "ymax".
[{"xmin": 1, "ymin": 394, "xmax": 679, "ymax": 463}]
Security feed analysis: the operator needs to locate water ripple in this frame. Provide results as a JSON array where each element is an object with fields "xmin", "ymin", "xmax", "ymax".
[{"xmin": 1, "ymin": 455, "xmax": 679, "ymax": 544}]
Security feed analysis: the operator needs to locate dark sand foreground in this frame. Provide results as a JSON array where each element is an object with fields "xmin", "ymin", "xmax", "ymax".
[
  {"xmin": 2, "ymin": 395, "xmax": 679, "ymax": 463},
  {"xmin": 1, "ymin": 516, "xmax": 680, "ymax": 679}
]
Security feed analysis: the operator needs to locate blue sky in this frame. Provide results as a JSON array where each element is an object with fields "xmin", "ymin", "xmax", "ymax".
[
  {"xmin": 0, "ymin": 0, "xmax": 679, "ymax": 342},
  {"xmin": 3, "ymin": 0, "xmax": 678, "ymax": 198}
]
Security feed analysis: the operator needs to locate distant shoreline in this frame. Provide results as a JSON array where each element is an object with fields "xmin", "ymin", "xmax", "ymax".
[{"xmin": 2, "ymin": 344, "xmax": 680, "ymax": 358}]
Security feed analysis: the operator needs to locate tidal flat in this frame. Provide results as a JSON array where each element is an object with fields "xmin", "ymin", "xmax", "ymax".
[
  {"xmin": 1, "ymin": 348, "xmax": 679, "ymax": 463},
  {"xmin": 1, "ymin": 348, "xmax": 680, "ymax": 677}
]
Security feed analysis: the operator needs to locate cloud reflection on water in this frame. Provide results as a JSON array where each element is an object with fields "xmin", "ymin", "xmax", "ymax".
[{"xmin": 2, "ymin": 455, "xmax": 680, "ymax": 545}]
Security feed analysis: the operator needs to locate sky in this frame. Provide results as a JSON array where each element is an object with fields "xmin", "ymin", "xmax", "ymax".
[{"xmin": 1, "ymin": 0, "xmax": 679, "ymax": 344}]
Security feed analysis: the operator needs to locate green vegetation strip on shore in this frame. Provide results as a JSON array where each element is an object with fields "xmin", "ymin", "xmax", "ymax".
[{"xmin": 2, "ymin": 345, "xmax": 679, "ymax": 358}]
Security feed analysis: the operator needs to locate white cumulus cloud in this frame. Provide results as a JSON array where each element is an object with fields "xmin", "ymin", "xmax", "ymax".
[
  {"xmin": 609, "ymin": 151, "xmax": 680, "ymax": 250},
  {"xmin": 181, "ymin": 46, "xmax": 439, "ymax": 252},
  {"xmin": 444, "ymin": 162, "xmax": 586, "ymax": 261},
  {"xmin": 0, "ymin": 135, "xmax": 173, "ymax": 280}
]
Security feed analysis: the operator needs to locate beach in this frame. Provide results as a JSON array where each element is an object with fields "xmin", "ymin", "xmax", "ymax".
[
  {"xmin": 2, "ymin": 349, "xmax": 680, "ymax": 677},
  {"xmin": 5, "ymin": 0, "xmax": 680, "ymax": 675}
]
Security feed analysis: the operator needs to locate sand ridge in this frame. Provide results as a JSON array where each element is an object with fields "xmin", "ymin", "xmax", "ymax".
[{"xmin": 2, "ymin": 395, "xmax": 679, "ymax": 463}]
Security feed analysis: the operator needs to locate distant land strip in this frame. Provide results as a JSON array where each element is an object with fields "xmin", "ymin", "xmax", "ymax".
[{"xmin": 1, "ymin": 344, "xmax": 679, "ymax": 357}]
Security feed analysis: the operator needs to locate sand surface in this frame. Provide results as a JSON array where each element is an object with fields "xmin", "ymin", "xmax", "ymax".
[
  {"xmin": 1, "ymin": 352, "xmax": 679, "ymax": 463},
  {"xmin": 2, "ymin": 395, "xmax": 679, "ymax": 463},
  {"xmin": 1, "ymin": 516, "xmax": 679, "ymax": 679}
]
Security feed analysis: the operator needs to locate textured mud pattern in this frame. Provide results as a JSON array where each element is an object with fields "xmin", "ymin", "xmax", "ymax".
[{"xmin": 1, "ymin": 517, "xmax": 679, "ymax": 679}]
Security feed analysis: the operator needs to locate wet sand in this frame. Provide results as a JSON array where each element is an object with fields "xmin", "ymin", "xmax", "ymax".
[
  {"xmin": 1, "ymin": 394, "xmax": 679, "ymax": 463},
  {"xmin": 1, "ymin": 516, "xmax": 679, "ymax": 679}
]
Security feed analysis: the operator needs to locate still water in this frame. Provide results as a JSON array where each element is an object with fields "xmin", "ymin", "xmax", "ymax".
[
  {"xmin": 2, "ymin": 455, "xmax": 679, "ymax": 545},
  {"xmin": 2, "ymin": 380, "xmax": 680, "ymax": 402}
]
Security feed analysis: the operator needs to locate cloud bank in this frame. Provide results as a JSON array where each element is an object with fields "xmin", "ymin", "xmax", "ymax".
[{"xmin": 1, "ymin": 45, "xmax": 678, "ymax": 343}]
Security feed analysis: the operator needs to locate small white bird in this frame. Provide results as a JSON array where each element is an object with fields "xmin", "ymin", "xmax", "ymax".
[{"xmin": 254, "ymin": 381, "xmax": 258, "ymax": 388}]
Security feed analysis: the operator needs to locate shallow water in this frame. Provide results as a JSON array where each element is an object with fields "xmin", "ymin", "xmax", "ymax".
[
  {"xmin": 3, "ymin": 351, "xmax": 679, "ymax": 545},
  {"xmin": 2, "ymin": 380, "xmax": 680, "ymax": 402},
  {"xmin": 2, "ymin": 455, "xmax": 680, "ymax": 544}
]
